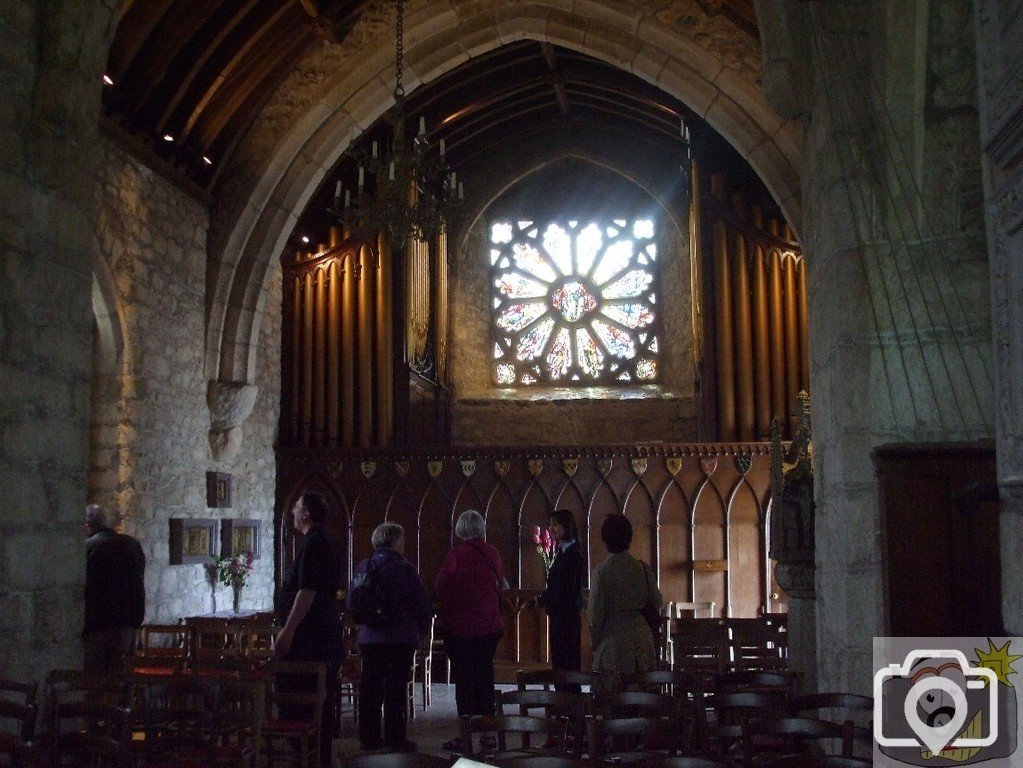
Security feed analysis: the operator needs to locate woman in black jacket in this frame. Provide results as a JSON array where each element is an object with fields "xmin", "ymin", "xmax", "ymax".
[{"xmin": 536, "ymin": 509, "xmax": 585, "ymax": 690}]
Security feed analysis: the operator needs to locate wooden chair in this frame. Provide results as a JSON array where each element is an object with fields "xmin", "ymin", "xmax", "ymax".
[
  {"xmin": 0, "ymin": 731, "xmax": 36, "ymax": 768},
  {"xmin": 50, "ymin": 699, "xmax": 131, "ymax": 768},
  {"xmin": 140, "ymin": 675, "xmax": 220, "ymax": 768},
  {"xmin": 491, "ymin": 756, "xmax": 590, "ymax": 768},
  {"xmin": 516, "ymin": 668, "xmax": 593, "ymax": 691},
  {"xmin": 342, "ymin": 753, "xmax": 456, "ymax": 768},
  {"xmin": 262, "ymin": 660, "xmax": 327, "ymax": 768},
  {"xmin": 0, "ymin": 679, "xmax": 37, "ymax": 706},
  {"xmin": 458, "ymin": 714, "xmax": 551, "ymax": 758},
  {"xmin": 620, "ymin": 671, "xmax": 706, "ymax": 753},
  {"xmin": 790, "ymin": 692, "xmax": 873, "ymax": 758},
  {"xmin": 704, "ymin": 690, "xmax": 788, "ymax": 760},
  {"xmin": 496, "ymin": 689, "xmax": 588, "ymax": 754},
  {"xmin": 652, "ymin": 759, "xmax": 728, "ymax": 768},
  {"xmin": 137, "ymin": 623, "xmax": 190, "ymax": 669},
  {"xmin": 335, "ymin": 653, "xmax": 361, "ymax": 734},
  {"xmin": 0, "ymin": 700, "xmax": 37, "ymax": 742},
  {"xmin": 727, "ymin": 618, "xmax": 788, "ymax": 671},
  {"xmin": 241, "ymin": 618, "xmax": 280, "ymax": 664},
  {"xmin": 715, "ymin": 670, "xmax": 797, "ymax": 697},
  {"xmin": 42, "ymin": 670, "xmax": 127, "ymax": 747},
  {"xmin": 586, "ymin": 715, "xmax": 680, "ymax": 765},
  {"xmin": 741, "ymin": 716, "xmax": 854, "ymax": 765},
  {"xmin": 407, "ymin": 614, "xmax": 435, "ymax": 719},
  {"xmin": 671, "ymin": 618, "xmax": 729, "ymax": 680},
  {"xmin": 187, "ymin": 618, "xmax": 251, "ymax": 671}
]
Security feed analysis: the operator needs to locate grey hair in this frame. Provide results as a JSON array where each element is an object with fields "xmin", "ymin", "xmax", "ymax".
[
  {"xmin": 371, "ymin": 522, "xmax": 404, "ymax": 549},
  {"xmin": 455, "ymin": 509, "xmax": 486, "ymax": 541},
  {"xmin": 85, "ymin": 504, "xmax": 108, "ymax": 529}
]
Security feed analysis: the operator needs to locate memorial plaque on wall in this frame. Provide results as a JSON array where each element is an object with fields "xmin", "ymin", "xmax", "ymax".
[
  {"xmin": 206, "ymin": 472, "xmax": 232, "ymax": 508},
  {"xmin": 169, "ymin": 518, "xmax": 217, "ymax": 565},
  {"xmin": 220, "ymin": 519, "xmax": 259, "ymax": 559}
]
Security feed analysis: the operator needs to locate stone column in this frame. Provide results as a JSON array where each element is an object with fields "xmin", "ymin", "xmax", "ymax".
[
  {"xmin": 0, "ymin": 1, "xmax": 119, "ymax": 676},
  {"xmin": 974, "ymin": 0, "xmax": 1023, "ymax": 634}
]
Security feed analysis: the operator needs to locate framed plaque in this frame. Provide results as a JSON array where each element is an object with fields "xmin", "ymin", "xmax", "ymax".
[
  {"xmin": 169, "ymin": 518, "xmax": 217, "ymax": 565},
  {"xmin": 220, "ymin": 519, "xmax": 259, "ymax": 559},
  {"xmin": 206, "ymin": 472, "xmax": 232, "ymax": 508}
]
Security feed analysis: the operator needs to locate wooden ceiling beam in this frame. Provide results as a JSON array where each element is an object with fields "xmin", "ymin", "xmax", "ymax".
[
  {"xmin": 156, "ymin": 0, "xmax": 261, "ymax": 134},
  {"xmin": 196, "ymin": 15, "xmax": 313, "ymax": 149},
  {"xmin": 181, "ymin": 0, "xmax": 302, "ymax": 141},
  {"xmin": 106, "ymin": 0, "xmax": 177, "ymax": 80},
  {"xmin": 539, "ymin": 42, "xmax": 570, "ymax": 116},
  {"xmin": 127, "ymin": 0, "xmax": 233, "ymax": 116}
]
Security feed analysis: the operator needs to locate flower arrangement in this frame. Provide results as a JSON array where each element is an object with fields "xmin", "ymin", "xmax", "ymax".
[
  {"xmin": 215, "ymin": 551, "xmax": 254, "ymax": 589},
  {"xmin": 533, "ymin": 526, "xmax": 556, "ymax": 572}
]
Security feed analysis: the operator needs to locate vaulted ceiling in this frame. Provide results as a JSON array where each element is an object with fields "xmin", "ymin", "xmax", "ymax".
[{"xmin": 102, "ymin": 0, "xmax": 763, "ymax": 216}]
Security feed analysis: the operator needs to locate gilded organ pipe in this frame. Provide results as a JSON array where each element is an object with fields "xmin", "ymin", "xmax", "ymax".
[
  {"xmin": 342, "ymin": 251, "xmax": 356, "ymax": 447},
  {"xmin": 358, "ymin": 244, "xmax": 374, "ymax": 448},
  {"xmin": 314, "ymin": 265, "xmax": 327, "ymax": 444},
  {"xmin": 376, "ymin": 233, "xmax": 393, "ymax": 445},
  {"xmin": 752, "ymin": 244, "xmax": 771, "ymax": 438},
  {"xmin": 713, "ymin": 219, "xmax": 735, "ymax": 440},
  {"xmin": 783, "ymin": 254, "xmax": 799, "ymax": 424},
  {"xmin": 327, "ymin": 260, "xmax": 340, "ymax": 444},
  {"xmin": 733, "ymin": 232, "xmax": 754, "ymax": 440},
  {"xmin": 302, "ymin": 271, "xmax": 314, "ymax": 445}
]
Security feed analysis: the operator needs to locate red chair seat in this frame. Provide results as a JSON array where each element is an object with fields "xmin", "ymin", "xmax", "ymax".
[{"xmin": 263, "ymin": 717, "xmax": 316, "ymax": 734}]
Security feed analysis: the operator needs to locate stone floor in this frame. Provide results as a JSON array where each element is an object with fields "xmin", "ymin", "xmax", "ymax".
[{"xmin": 331, "ymin": 682, "xmax": 506, "ymax": 764}]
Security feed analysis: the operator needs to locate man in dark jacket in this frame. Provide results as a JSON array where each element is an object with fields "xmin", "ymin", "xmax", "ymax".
[
  {"xmin": 83, "ymin": 504, "xmax": 146, "ymax": 674},
  {"xmin": 349, "ymin": 522, "xmax": 432, "ymax": 753}
]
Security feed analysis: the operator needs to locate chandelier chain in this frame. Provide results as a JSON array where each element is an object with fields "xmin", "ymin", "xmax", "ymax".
[{"xmin": 394, "ymin": 0, "xmax": 404, "ymax": 100}]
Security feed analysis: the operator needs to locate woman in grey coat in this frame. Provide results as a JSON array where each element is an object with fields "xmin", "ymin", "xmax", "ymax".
[{"xmin": 588, "ymin": 513, "xmax": 663, "ymax": 692}]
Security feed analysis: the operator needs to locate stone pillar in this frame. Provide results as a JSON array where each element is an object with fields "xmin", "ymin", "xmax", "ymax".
[
  {"xmin": 974, "ymin": 0, "xmax": 1023, "ymax": 634},
  {"xmin": 0, "ymin": 1, "xmax": 119, "ymax": 677}
]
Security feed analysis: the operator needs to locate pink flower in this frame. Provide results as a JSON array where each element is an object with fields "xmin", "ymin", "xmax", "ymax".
[{"xmin": 533, "ymin": 526, "xmax": 542, "ymax": 546}]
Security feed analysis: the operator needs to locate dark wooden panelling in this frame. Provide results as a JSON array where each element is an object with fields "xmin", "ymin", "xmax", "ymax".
[{"xmin": 277, "ymin": 443, "xmax": 780, "ymax": 666}]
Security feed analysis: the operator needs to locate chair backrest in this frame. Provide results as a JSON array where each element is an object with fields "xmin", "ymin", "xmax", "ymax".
[
  {"xmin": 137, "ymin": 623, "xmax": 189, "ymax": 658},
  {"xmin": 187, "ymin": 618, "xmax": 250, "ymax": 669},
  {"xmin": 790, "ymin": 693, "xmax": 873, "ymax": 757},
  {"xmin": 741, "ymin": 716, "xmax": 854, "ymax": 764},
  {"xmin": 593, "ymin": 690, "xmax": 677, "ymax": 719},
  {"xmin": 0, "ymin": 731, "xmax": 35, "ymax": 768},
  {"xmin": 674, "ymin": 602, "xmax": 717, "ymax": 619},
  {"xmin": 140, "ymin": 675, "xmax": 220, "ymax": 763},
  {"xmin": 51, "ymin": 699, "xmax": 131, "ymax": 768},
  {"xmin": 496, "ymin": 689, "xmax": 588, "ymax": 750},
  {"xmin": 672, "ymin": 618, "xmax": 729, "ymax": 676},
  {"xmin": 706, "ymin": 690, "xmax": 788, "ymax": 758},
  {"xmin": 43, "ymin": 670, "xmax": 127, "ymax": 741},
  {"xmin": 623, "ymin": 668, "xmax": 705, "ymax": 699},
  {"xmin": 0, "ymin": 679, "xmax": 37, "ymax": 706},
  {"xmin": 268, "ymin": 660, "xmax": 327, "ymax": 721},
  {"xmin": 727, "ymin": 618, "xmax": 788, "ymax": 670},
  {"xmin": 716, "ymin": 670, "xmax": 797, "ymax": 697},
  {"xmin": 653, "ymin": 758, "xmax": 728, "ymax": 768},
  {"xmin": 0, "ymin": 700, "xmax": 37, "ymax": 742},
  {"xmin": 460, "ymin": 714, "xmax": 550, "ymax": 755},
  {"xmin": 516, "ymin": 668, "xmax": 592, "ymax": 691},
  {"xmin": 492, "ymin": 756, "xmax": 591, "ymax": 768},
  {"xmin": 586, "ymin": 715, "xmax": 679, "ymax": 760}
]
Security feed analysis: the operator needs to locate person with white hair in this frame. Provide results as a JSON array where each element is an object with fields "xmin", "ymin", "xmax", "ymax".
[
  {"xmin": 82, "ymin": 503, "xmax": 146, "ymax": 674},
  {"xmin": 348, "ymin": 521, "xmax": 432, "ymax": 753},
  {"xmin": 435, "ymin": 509, "xmax": 509, "ymax": 753}
]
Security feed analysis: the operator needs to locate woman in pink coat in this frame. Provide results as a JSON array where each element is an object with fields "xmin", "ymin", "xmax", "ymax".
[{"xmin": 435, "ymin": 509, "xmax": 508, "ymax": 752}]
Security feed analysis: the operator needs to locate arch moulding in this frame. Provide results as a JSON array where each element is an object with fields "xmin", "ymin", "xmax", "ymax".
[{"xmin": 205, "ymin": 0, "xmax": 804, "ymax": 408}]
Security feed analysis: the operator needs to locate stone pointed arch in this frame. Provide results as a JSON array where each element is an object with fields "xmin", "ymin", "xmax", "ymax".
[{"xmin": 206, "ymin": 0, "xmax": 802, "ymax": 401}]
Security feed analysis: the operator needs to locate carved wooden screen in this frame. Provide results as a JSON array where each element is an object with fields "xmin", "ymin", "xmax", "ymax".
[{"xmin": 276, "ymin": 443, "xmax": 781, "ymax": 621}]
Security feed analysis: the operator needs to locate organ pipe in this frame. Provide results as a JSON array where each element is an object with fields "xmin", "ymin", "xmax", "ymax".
[
  {"xmin": 302, "ymin": 271, "xmax": 314, "ymax": 445},
  {"xmin": 733, "ymin": 232, "xmax": 754, "ymax": 440},
  {"xmin": 357, "ymin": 244, "xmax": 374, "ymax": 448},
  {"xmin": 314, "ymin": 265, "xmax": 327, "ymax": 444},
  {"xmin": 783, "ymin": 254, "xmax": 799, "ymax": 425},
  {"xmin": 705, "ymin": 177, "xmax": 806, "ymax": 440},
  {"xmin": 327, "ymin": 260, "xmax": 340, "ymax": 444},
  {"xmin": 376, "ymin": 234, "xmax": 393, "ymax": 445},
  {"xmin": 290, "ymin": 273, "xmax": 302, "ymax": 443},
  {"xmin": 713, "ymin": 219, "xmax": 735, "ymax": 440},
  {"xmin": 342, "ymin": 250, "xmax": 357, "ymax": 447}
]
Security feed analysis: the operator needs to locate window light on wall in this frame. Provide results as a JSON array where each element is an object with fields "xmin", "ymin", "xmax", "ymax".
[{"xmin": 489, "ymin": 218, "xmax": 660, "ymax": 386}]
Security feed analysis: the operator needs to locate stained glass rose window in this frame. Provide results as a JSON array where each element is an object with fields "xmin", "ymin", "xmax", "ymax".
[{"xmin": 490, "ymin": 219, "xmax": 659, "ymax": 385}]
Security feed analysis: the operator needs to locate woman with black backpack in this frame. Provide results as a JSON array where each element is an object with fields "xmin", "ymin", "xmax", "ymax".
[{"xmin": 348, "ymin": 522, "xmax": 432, "ymax": 752}]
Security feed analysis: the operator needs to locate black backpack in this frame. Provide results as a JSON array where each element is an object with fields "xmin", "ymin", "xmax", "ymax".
[{"xmin": 348, "ymin": 559, "xmax": 390, "ymax": 626}]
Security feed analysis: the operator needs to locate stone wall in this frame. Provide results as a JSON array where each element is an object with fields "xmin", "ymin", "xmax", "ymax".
[
  {"xmin": 90, "ymin": 142, "xmax": 280, "ymax": 623},
  {"xmin": 790, "ymin": 1, "xmax": 992, "ymax": 693},
  {"xmin": 448, "ymin": 217, "xmax": 700, "ymax": 446},
  {"xmin": 0, "ymin": 1, "xmax": 118, "ymax": 677}
]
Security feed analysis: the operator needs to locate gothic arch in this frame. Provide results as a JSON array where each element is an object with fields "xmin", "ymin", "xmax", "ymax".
[{"xmin": 205, "ymin": 0, "xmax": 803, "ymax": 394}]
